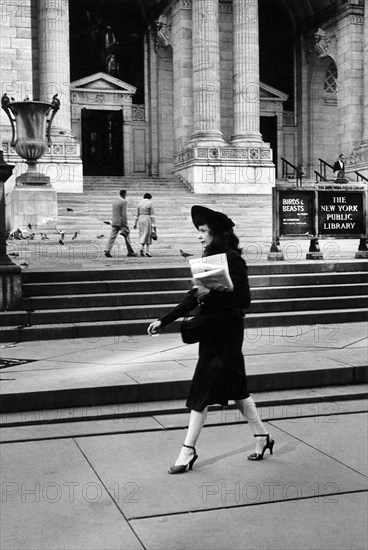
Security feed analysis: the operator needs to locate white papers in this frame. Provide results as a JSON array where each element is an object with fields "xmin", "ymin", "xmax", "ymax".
[{"xmin": 189, "ymin": 253, "xmax": 234, "ymax": 291}]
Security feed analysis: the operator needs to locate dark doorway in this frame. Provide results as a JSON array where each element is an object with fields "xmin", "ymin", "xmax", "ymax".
[
  {"xmin": 260, "ymin": 116, "xmax": 278, "ymax": 177},
  {"xmin": 82, "ymin": 109, "xmax": 123, "ymax": 176}
]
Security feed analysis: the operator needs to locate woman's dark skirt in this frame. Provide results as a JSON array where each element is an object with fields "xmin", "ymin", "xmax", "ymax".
[{"xmin": 186, "ymin": 309, "xmax": 249, "ymax": 412}]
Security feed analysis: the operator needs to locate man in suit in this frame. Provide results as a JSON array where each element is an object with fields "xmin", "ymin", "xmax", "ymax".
[
  {"xmin": 104, "ymin": 190, "xmax": 138, "ymax": 257},
  {"xmin": 333, "ymin": 154, "xmax": 348, "ymax": 183}
]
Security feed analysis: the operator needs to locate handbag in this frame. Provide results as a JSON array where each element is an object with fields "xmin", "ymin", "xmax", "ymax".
[
  {"xmin": 151, "ymin": 227, "xmax": 158, "ymax": 241},
  {"xmin": 181, "ymin": 312, "xmax": 207, "ymax": 344}
]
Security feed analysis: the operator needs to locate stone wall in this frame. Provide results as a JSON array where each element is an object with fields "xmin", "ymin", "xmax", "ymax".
[
  {"xmin": 337, "ymin": 12, "xmax": 364, "ymax": 154},
  {"xmin": 310, "ymin": 56, "xmax": 338, "ymax": 175}
]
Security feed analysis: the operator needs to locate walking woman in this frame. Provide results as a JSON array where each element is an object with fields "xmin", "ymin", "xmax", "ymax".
[
  {"xmin": 134, "ymin": 193, "xmax": 156, "ymax": 257},
  {"xmin": 148, "ymin": 206, "xmax": 274, "ymax": 474}
]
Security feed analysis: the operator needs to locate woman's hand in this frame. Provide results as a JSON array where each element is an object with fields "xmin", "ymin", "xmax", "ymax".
[{"xmin": 147, "ymin": 319, "xmax": 162, "ymax": 335}]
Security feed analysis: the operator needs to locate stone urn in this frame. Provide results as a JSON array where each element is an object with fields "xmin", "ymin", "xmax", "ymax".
[
  {"xmin": 1, "ymin": 93, "xmax": 60, "ymax": 185},
  {"xmin": 1, "ymin": 94, "xmax": 60, "ymax": 229}
]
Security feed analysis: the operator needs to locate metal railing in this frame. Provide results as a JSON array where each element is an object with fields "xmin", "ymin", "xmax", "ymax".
[
  {"xmin": 355, "ymin": 170, "xmax": 368, "ymax": 183},
  {"xmin": 314, "ymin": 170, "xmax": 327, "ymax": 183},
  {"xmin": 317, "ymin": 157, "xmax": 368, "ymax": 183},
  {"xmin": 317, "ymin": 158, "xmax": 334, "ymax": 182},
  {"xmin": 281, "ymin": 157, "xmax": 303, "ymax": 187}
]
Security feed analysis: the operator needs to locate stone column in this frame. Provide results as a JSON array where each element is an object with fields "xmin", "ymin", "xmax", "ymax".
[
  {"xmin": 362, "ymin": 6, "xmax": 368, "ymax": 146},
  {"xmin": 38, "ymin": 0, "xmax": 71, "ymax": 135},
  {"xmin": 172, "ymin": 1, "xmax": 193, "ymax": 153},
  {"xmin": 147, "ymin": 28, "xmax": 159, "ymax": 175},
  {"xmin": 337, "ymin": 12, "xmax": 364, "ymax": 153},
  {"xmin": 122, "ymin": 99, "xmax": 134, "ymax": 175},
  {"xmin": 190, "ymin": 0, "xmax": 224, "ymax": 143},
  {"xmin": 231, "ymin": 0, "xmax": 262, "ymax": 145}
]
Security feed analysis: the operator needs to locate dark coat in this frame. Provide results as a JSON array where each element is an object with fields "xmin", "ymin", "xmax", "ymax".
[
  {"xmin": 159, "ymin": 249, "xmax": 251, "ymax": 411},
  {"xmin": 333, "ymin": 160, "xmax": 345, "ymax": 173}
]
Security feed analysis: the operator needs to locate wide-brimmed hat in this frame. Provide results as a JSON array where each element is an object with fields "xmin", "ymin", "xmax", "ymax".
[{"xmin": 191, "ymin": 205, "xmax": 235, "ymax": 232}]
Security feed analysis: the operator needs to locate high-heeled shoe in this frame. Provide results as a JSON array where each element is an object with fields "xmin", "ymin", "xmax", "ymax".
[
  {"xmin": 145, "ymin": 253, "xmax": 152, "ymax": 257},
  {"xmin": 140, "ymin": 250, "xmax": 145, "ymax": 257},
  {"xmin": 247, "ymin": 434, "xmax": 275, "ymax": 461},
  {"xmin": 168, "ymin": 444, "xmax": 198, "ymax": 474}
]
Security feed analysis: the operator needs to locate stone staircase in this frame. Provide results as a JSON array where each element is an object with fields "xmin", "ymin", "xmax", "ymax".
[
  {"xmin": 2, "ymin": 175, "xmax": 367, "ymax": 342},
  {"xmin": 1, "ymin": 260, "xmax": 367, "ymax": 342},
  {"xmin": 52, "ymin": 175, "xmax": 274, "ymax": 258}
]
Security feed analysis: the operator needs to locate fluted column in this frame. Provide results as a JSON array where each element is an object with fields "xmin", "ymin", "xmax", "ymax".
[
  {"xmin": 231, "ymin": 0, "xmax": 262, "ymax": 145},
  {"xmin": 191, "ymin": 0, "xmax": 223, "ymax": 143},
  {"xmin": 38, "ymin": 0, "xmax": 71, "ymax": 134},
  {"xmin": 362, "ymin": 5, "xmax": 368, "ymax": 146}
]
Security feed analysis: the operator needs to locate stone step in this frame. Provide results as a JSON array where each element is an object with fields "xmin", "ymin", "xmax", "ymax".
[
  {"xmin": 2, "ymin": 295, "xmax": 367, "ymax": 326},
  {"xmin": 25, "ymin": 293, "xmax": 368, "ymax": 312},
  {"xmin": 2, "ymin": 386, "xmax": 367, "ymax": 427},
  {"xmin": 22, "ymin": 280, "xmax": 367, "ymax": 300},
  {"xmin": 21, "ymin": 260, "xmax": 368, "ymax": 282},
  {"xmin": 1, "ymin": 308, "xmax": 367, "ymax": 343},
  {"xmin": 0, "ymin": 357, "xmax": 366, "ymax": 414}
]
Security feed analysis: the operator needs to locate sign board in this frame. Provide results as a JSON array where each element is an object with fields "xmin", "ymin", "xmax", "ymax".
[
  {"xmin": 278, "ymin": 190, "xmax": 314, "ymax": 237},
  {"xmin": 272, "ymin": 186, "xmax": 367, "ymax": 241},
  {"xmin": 318, "ymin": 191, "xmax": 365, "ymax": 237}
]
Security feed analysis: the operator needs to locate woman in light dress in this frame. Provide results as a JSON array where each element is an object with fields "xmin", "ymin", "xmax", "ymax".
[{"xmin": 134, "ymin": 193, "xmax": 156, "ymax": 257}]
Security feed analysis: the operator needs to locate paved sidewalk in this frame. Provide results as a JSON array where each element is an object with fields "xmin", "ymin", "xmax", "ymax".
[
  {"xmin": 0, "ymin": 320, "xmax": 367, "ymax": 549},
  {"xmin": 0, "ymin": 322, "xmax": 367, "ymax": 413},
  {"xmin": 0, "ymin": 397, "xmax": 367, "ymax": 549}
]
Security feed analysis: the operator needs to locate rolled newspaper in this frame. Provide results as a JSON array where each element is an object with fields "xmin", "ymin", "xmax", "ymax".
[{"xmin": 189, "ymin": 253, "xmax": 234, "ymax": 291}]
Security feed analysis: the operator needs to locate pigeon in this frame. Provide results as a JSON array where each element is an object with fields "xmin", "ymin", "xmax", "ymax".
[
  {"xmin": 72, "ymin": 231, "xmax": 79, "ymax": 240},
  {"xmin": 66, "ymin": 208, "xmax": 74, "ymax": 212},
  {"xmin": 28, "ymin": 223, "xmax": 32, "ymax": 230},
  {"xmin": 13, "ymin": 228, "xmax": 25, "ymax": 240},
  {"xmin": 20, "ymin": 262, "xmax": 29, "ymax": 267},
  {"xmin": 180, "ymin": 249, "xmax": 194, "ymax": 259},
  {"xmin": 103, "ymin": 221, "xmax": 111, "ymax": 225},
  {"xmin": 97, "ymin": 234, "xmax": 105, "ymax": 239},
  {"xmin": 41, "ymin": 233, "xmax": 49, "ymax": 240},
  {"xmin": 9, "ymin": 252, "xmax": 20, "ymax": 257}
]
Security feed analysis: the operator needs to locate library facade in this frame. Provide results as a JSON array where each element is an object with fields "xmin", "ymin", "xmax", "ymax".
[{"xmin": 1, "ymin": 0, "xmax": 367, "ymax": 194}]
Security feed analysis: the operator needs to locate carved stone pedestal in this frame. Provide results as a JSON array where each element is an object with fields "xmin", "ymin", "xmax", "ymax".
[
  {"xmin": 6, "ymin": 184, "xmax": 57, "ymax": 231},
  {"xmin": 0, "ymin": 152, "xmax": 22, "ymax": 311},
  {"xmin": 174, "ymin": 145, "xmax": 275, "ymax": 194}
]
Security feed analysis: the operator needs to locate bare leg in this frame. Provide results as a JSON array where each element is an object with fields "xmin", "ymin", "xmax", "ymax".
[
  {"xmin": 235, "ymin": 396, "xmax": 270, "ymax": 454},
  {"xmin": 174, "ymin": 408, "xmax": 208, "ymax": 466}
]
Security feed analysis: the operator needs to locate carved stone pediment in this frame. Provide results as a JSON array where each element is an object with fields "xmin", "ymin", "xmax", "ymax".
[
  {"xmin": 260, "ymin": 82, "xmax": 289, "ymax": 102},
  {"xmin": 70, "ymin": 72, "xmax": 136, "ymax": 95}
]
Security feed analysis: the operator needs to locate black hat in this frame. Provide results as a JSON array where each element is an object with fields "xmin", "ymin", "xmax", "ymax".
[{"xmin": 191, "ymin": 205, "xmax": 235, "ymax": 232}]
